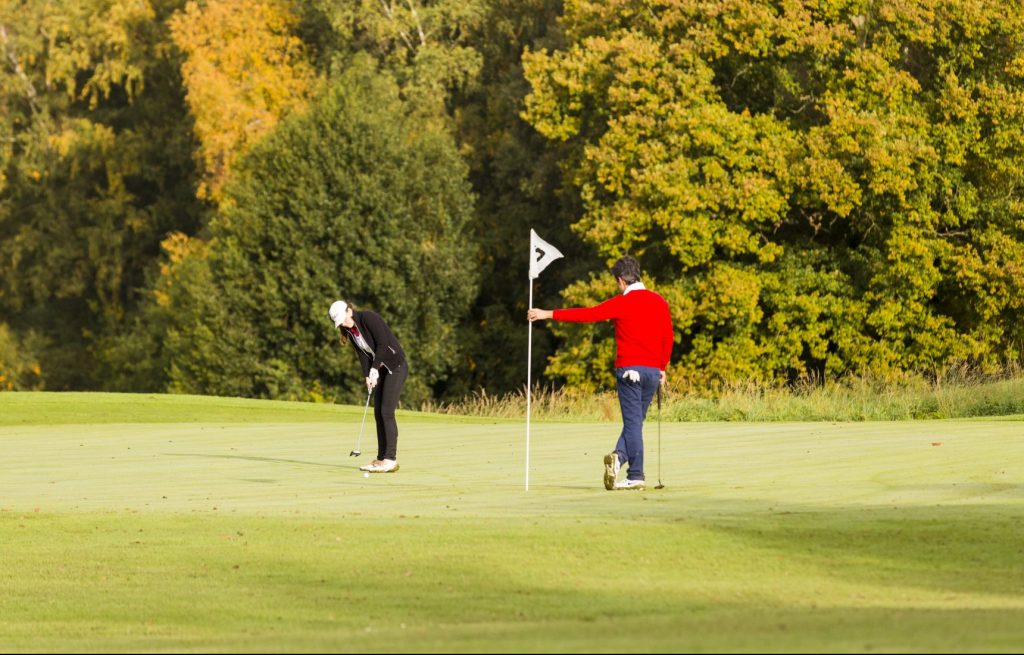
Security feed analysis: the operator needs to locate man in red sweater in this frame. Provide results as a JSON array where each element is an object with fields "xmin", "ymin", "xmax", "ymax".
[{"xmin": 528, "ymin": 256, "xmax": 673, "ymax": 490}]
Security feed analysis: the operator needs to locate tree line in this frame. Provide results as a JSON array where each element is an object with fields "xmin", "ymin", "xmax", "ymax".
[{"xmin": 2, "ymin": 0, "xmax": 1023, "ymax": 404}]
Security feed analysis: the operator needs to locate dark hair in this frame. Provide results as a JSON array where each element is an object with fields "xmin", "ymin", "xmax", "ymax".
[{"xmin": 610, "ymin": 256, "xmax": 641, "ymax": 284}]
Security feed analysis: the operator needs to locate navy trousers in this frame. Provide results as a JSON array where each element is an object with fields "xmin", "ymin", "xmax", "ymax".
[{"xmin": 613, "ymin": 365, "xmax": 660, "ymax": 481}]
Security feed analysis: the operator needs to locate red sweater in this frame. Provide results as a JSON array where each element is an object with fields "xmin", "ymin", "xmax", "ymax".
[{"xmin": 553, "ymin": 289, "xmax": 673, "ymax": 369}]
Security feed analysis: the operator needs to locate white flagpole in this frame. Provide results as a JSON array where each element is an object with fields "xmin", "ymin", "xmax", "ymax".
[
  {"xmin": 526, "ymin": 278, "xmax": 533, "ymax": 492},
  {"xmin": 525, "ymin": 228, "xmax": 561, "ymax": 492}
]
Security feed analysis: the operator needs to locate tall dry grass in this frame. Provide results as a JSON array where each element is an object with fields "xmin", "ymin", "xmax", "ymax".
[{"xmin": 422, "ymin": 364, "xmax": 1024, "ymax": 421}]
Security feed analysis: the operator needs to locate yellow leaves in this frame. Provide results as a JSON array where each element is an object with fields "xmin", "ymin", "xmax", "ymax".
[
  {"xmin": 736, "ymin": 172, "xmax": 788, "ymax": 223},
  {"xmin": 47, "ymin": 127, "xmax": 83, "ymax": 157},
  {"xmin": 696, "ymin": 264, "xmax": 762, "ymax": 327},
  {"xmin": 657, "ymin": 281, "xmax": 697, "ymax": 335},
  {"xmin": 525, "ymin": 27, "xmax": 713, "ymax": 144},
  {"xmin": 543, "ymin": 28, "xmax": 798, "ymax": 268},
  {"xmin": 524, "ymin": 0, "xmax": 1024, "ymax": 390},
  {"xmin": 154, "ymin": 232, "xmax": 208, "ymax": 307},
  {"xmin": 37, "ymin": 0, "xmax": 155, "ymax": 108},
  {"xmin": 719, "ymin": 0, "xmax": 780, "ymax": 57},
  {"xmin": 952, "ymin": 228, "xmax": 1024, "ymax": 320},
  {"xmin": 159, "ymin": 231, "xmax": 204, "ymax": 268},
  {"xmin": 662, "ymin": 211, "xmax": 716, "ymax": 268},
  {"xmin": 0, "ymin": 323, "xmax": 44, "ymax": 391},
  {"xmin": 1005, "ymin": 54, "xmax": 1024, "ymax": 79},
  {"xmin": 716, "ymin": 222, "xmax": 760, "ymax": 257},
  {"xmin": 801, "ymin": 152, "xmax": 861, "ymax": 218},
  {"xmin": 0, "ymin": 0, "xmax": 154, "ymax": 111},
  {"xmin": 169, "ymin": 0, "xmax": 319, "ymax": 202},
  {"xmin": 544, "ymin": 272, "xmax": 620, "ymax": 391},
  {"xmin": 842, "ymin": 48, "xmax": 921, "ymax": 108},
  {"xmin": 937, "ymin": 71, "xmax": 975, "ymax": 122},
  {"xmin": 810, "ymin": 90, "xmax": 938, "ymax": 211},
  {"xmin": 879, "ymin": 225, "xmax": 942, "ymax": 286},
  {"xmin": 522, "ymin": 40, "xmax": 605, "ymax": 142},
  {"xmin": 864, "ymin": 136, "xmax": 931, "ymax": 204},
  {"xmin": 43, "ymin": 119, "xmax": 118, "ymax": 184},
  {"xmin": 605, "ymin": 31, "xmax": 676, "ymax": 105}
]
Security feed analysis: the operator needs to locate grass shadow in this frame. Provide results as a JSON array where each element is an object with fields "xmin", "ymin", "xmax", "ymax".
[
  {"xmin": 698, "ymin": 499, "xmax": 1024, "ymax": 599},
  {"xmin": 165, "ymin": 452, "xmax": 337, "ymax": 468}
]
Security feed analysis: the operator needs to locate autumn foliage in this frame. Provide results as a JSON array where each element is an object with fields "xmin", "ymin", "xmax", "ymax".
[
  {"xmin": 524, "ymin": 0, "xmax": 1024, "ymax": 390},
  {"xmin": 2, "ymin": 0, "xmax": 1024, "ymax": 399}
]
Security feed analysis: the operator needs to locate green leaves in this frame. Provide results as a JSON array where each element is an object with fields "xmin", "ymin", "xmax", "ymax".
[
  {"xmin": 156, "ymin": 61, "xmax": 479, "ymax": 403},
  {"xmin": 5, "ymin": 0, "xmax": 1024, "ymax": 398},
  {"xmin": 0, "ymin": 0, "xmax": 204, "ymax": 390},
  {"xmin": 524, "ymin": 0, "xmax": 1024, "ymax": 390}
]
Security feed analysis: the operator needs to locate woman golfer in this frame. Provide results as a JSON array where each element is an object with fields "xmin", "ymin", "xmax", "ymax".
[{"xmin": 329, "ymin": 300, "xmax": 408, "ymax": 472}]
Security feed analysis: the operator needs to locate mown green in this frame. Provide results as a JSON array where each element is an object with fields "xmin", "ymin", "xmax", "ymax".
[{"xmin": 1, "ymin": 392, "xmax": 1022, "ymax": 652}]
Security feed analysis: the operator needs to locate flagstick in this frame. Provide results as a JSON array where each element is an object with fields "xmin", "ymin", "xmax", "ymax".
[
  {"xmin": 525, "ymin": 278, "xmax": 533, "ymax": 491},
  {"xmin": 524, "ymin": 228, "xmax": 561, "ymax": 492}
]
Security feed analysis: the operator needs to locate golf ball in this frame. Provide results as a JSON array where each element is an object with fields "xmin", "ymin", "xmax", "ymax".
[{"xmin": 363, "ymin": 472, "xmax": 369, "ymax": 478}]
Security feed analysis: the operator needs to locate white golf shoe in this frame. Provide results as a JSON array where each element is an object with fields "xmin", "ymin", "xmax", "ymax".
[
  {"xmin": 613, "ymin": 478, "xmax": 646, "ymax": 491},
  {"xmin": 365, "ymin": 459, "xmax": 399, "ymax": 473}
]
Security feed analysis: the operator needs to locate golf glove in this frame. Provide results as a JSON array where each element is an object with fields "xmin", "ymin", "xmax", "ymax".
[
  {"xmin": 367, "ymin": 367, "xmax": 380, "ymax": 389},
  {"xmin": 622, "ymin": 369, "xmax": 640, "ymax": 383}
]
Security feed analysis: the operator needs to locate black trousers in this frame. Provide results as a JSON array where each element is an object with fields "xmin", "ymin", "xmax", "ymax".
[{"xmin": 373, "ymin": 363, "xmax": 407, "ymax": 460}]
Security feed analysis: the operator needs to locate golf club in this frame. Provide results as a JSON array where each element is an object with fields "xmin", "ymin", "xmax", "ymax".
[
  {"xmin": 350, "ymin": 390, "xmax": 371, "ymax": 457},
  {"xmin": 655, "ymin": 384, "xmax": 664, "ymax": 489}
]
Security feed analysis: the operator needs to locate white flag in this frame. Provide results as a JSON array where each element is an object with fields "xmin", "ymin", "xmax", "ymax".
[{"xmin": 529, "ymin": 229, "xmax": 563, "ymax": 279}]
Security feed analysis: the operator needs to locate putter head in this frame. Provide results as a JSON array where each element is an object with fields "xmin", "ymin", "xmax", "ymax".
[
  {"xmin": 655, "ymin": 483, "xmax": 665, "ymax": 489},
  {"xmin": 349, "ymin": 449, "xmax": 361, "ymax": 457}
]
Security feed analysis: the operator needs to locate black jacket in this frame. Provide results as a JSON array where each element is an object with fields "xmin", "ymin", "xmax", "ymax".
[{"xmin": 342, "ymin": 310, "xmax": 407, "ymax": 377}]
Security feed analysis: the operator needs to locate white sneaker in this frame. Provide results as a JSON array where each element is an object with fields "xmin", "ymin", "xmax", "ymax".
[
  {"xmin": 603, "ymin": 452, "xmax": 620, "ymax": 490},
  {"xmin": 365, "ymin": 459, "xmax": 400, "ymax": 473},
  {"xmin": 359, "ymin": 459, "xmax": 382, "ymax": 471},
  {"xmin": 613, "ymin": 478, "xmax": 646, "ymax": 491}
]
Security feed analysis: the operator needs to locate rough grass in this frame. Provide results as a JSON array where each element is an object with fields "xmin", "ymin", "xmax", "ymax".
[{"xmin": 425, "ymin": 371, "xmax": 1024, "ymax": 422}]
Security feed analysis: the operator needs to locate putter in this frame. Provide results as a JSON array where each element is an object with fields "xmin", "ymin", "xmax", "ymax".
[
  {"xmin": 655, "ymin": 385, "xmax": 665, "ymax": 489},
  {"xmin": 350, "ymin": 390, "xmax": 372, "ymax": 457}
]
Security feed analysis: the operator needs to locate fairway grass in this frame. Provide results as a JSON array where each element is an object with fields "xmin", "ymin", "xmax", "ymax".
[{"xmin": 1, "ymin": 393, "xmax": 1023, "ymax": 652}]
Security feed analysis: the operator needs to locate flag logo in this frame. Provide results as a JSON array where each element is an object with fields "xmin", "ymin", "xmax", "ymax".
[{"xmin": 529, "ymin": 229, "xmax": 563, "ymax": 279}]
